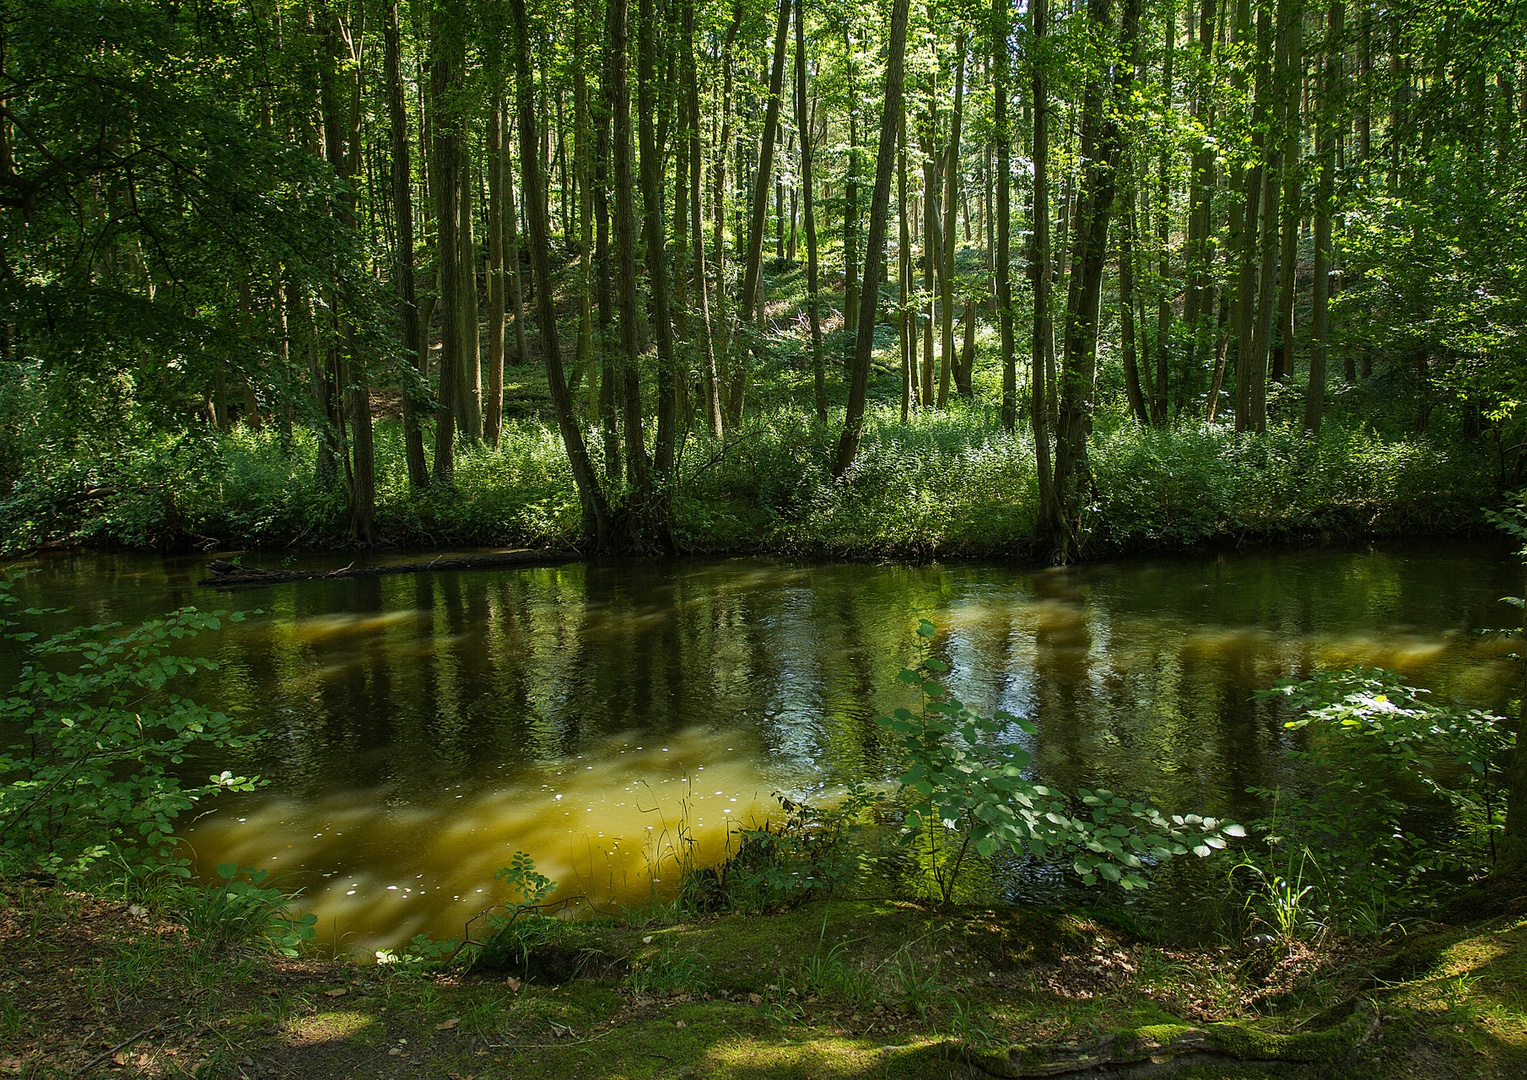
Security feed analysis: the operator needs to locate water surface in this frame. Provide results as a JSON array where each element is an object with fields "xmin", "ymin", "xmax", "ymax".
[{"xmin": 11, "ymin": 542, "xmax": 1519, "ymax": 951}]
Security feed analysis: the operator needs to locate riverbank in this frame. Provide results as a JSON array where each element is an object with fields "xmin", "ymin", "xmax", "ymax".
[
  {"xmin": 5, "ymin": 876, "xmax": 1526, "ymax": 1079},
  {"xmin": 0, "ymin": 407, "xmax": 1500, "ymax": 559}
]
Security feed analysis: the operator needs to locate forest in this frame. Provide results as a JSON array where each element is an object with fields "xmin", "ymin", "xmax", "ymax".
[
  {"xmin": 5, "ymin": 1, "xmax": 1527, "ymax": 1077},
  {"xmin": 1, "ymin": 0, "xmax": 1523, "ymax": 560}
]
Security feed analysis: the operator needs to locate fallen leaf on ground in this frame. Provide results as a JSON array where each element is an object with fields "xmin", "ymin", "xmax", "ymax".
[
  {"xmin": 324, "ymin": 988, "xmax": 347, "ymax": 997},
  {"xmin": 435, "ymin": 1018, "xmax": 460, "ymax": 1031},
  {"xmin": 506, "ymin": 977, "xmax": 522, "ymax": 991},
  {"xmin": 675, "ymin": 1020, "xmax": 686, "ymax": 1029}
]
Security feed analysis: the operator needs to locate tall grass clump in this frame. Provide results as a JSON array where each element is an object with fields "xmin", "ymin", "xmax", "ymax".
[
  {"xmin": 0, "ymin": 402, "xmax": 1500, "ymax": 555},
  {"xmin": 1088, "ymin": 421, "xmax": 1494, "ymax": 551},
  {"xmin": 675, "ymin": 403, "xmax": 1038, "ymax": 556},
  {"xmin": 372, "ymin": 421, "xmax": 580, "ymax": 546}
]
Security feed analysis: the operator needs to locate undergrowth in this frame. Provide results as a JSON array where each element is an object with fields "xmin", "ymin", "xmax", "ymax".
[{"xmin": 0, "ymin": 405, "xmax": 1496, "ymax": 556}]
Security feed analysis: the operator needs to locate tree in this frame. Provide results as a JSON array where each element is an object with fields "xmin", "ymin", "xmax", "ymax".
[{"xmin": 831, "ymin": 0, "xmax": 912, "ymax": 479}]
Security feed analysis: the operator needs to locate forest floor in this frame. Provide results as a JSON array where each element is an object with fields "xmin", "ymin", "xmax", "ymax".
[{"xmin": 5, "ymin": 878, "xmax": 1527, "ymax": 1080}]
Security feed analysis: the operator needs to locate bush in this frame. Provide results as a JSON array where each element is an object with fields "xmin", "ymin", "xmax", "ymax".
[
  {"xmin": 0, "ymin": 576, "xmax": 259, "ymax": 877},
  {"xmin": 1237, "ymin": 667, "xmax": 1514, "ymax": 930},
  {"xmin": 879, "ymin": 620, "xmax": 1245, "ymax": 904}
]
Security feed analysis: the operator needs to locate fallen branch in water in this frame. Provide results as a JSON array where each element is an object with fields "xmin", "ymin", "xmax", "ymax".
[{"xmin": 198, "ymin": 548, "xmax": 581, "ymax": 589}]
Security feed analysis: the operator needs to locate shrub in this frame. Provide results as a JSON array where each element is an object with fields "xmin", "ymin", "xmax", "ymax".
[
  {"xmin": 878, "ymin": 620, "xmax": 1245, "ymax": 904},
  {"xmin": 0, "ymin": 577, "xmax": 259, "ymax": 877}
]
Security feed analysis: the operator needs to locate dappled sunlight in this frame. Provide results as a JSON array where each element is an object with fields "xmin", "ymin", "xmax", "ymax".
[
  {"xmin": 281, "ymin": 1010, "xmax": 378, "ymax": 1047},
  {"xmin": 11, "ymin": 543, "xmax": 1516, "ymax": 951},
  {"xmin": 185, "ymin": 726, "xmax": 772, "ymax": 956}
]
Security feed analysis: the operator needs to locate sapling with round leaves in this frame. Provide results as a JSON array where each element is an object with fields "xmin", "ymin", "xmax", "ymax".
[{"xmin": 877, "ymin": 619, "xmax": 1244, "ymax": 903}]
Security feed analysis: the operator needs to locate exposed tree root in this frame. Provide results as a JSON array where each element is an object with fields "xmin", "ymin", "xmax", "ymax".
[{"xmin": 958, "ymin": 1006, "xmax": 1382, "ymax": 1078}]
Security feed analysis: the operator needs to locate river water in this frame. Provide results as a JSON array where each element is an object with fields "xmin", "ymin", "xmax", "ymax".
[{"xmin": 9, "ymin": 542, "xmax": 1520, "ymax": 952}]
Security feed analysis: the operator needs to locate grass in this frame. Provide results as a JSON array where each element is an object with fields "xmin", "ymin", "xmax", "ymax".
[
  {"xmin": 6, "ymin": 878, "xmax": 1527, "ymax": 1079},
  {"xmin": 0, "ymin": 403, "xmax": 1497, "ymax": 558}
]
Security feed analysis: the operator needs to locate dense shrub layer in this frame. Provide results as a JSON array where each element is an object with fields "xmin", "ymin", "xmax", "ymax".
[{"xmin": 0, "ymin": 405, "xmax": 1497, "ymax": 556}]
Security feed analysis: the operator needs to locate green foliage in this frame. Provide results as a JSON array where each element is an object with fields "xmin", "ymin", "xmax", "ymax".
[
  {"xmin": 1243, "ymin": 667, "xmax": 1514, "ymax": 927},
  {"xmin": 629, "ymin": 946, "xmax": 709, "ymax": 996},
  {"xmin": 1088, "ymin": 422, "xmax": 1495, "ymax": 550},
  {"xmin": 470, "ymin": 852, "xmax": 573, "ymax": 976},
  {"xmin": 175, "ymin": 863, "xmax": 316, "ymax": 956},
  {"xmin": 879, "ymin": 620, "xmax": 1244, "ymax": 904},
  {"xmin": 0, "ymin": 576, "xmax": 259, "ymax": 876},
  {"xmin": 698, "ymin": 786, "xmax": 883, "ymax": 914},
  {"xmin": 0, "ymin": 405, "xmax": 1496, "ymax": 557}
]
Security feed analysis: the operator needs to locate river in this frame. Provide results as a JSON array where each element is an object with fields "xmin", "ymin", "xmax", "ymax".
[{"xmin": 8, "ymin": 541, "xmax": 1519, "ymax": 953}]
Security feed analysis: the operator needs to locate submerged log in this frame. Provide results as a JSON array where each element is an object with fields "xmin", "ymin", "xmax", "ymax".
[{"xmin": 199, "ymin": 548, "xmax": 581, "ymax": 589}]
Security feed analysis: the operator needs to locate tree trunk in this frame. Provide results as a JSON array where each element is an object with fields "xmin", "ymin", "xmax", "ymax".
[
  {"xmin": 1118, "ymin": 189, "xmax": 1151, "ymax": 425},
  {"xmin": 687, "ymin": 0, "xmax": 724, "ymax": 437},
  {"xmin": 1183, "ymin": 0, "xmax": 1217, "ymax": 417},
  {"xmin": 457, "ymin": 138, "xmax": 482, "ymax": 442},
  {"xmin": 485, "ymin": 87, "xmax": 506, "ymax": 447},
  {"xmin": 996, "ymin": 0, "xmax": 1015, "ymax": 433},
  {"xmin": 608, "ymin": 0, "xmax": 652, "ymax": 498},
  {"xmin": 638, "ymin": 0, "xmax": 678, "ymax": 490},
  {"xmin": 843, "ymin": 18, "xmax": 860, "ymax": 345},
  {"xmin": 796, "ymin": 0, "xmax": 826, "ymax": 422},
  {"xmin": 942, "ymin": 38, "xmax": 967, "ymax": 401},
  {"xmin": 429, "ymin": 1, "xmax": 461, "ymax": 486},
  {"xmin": 1232, "ymin": 0, "xmax": 1268, "ymax": 433},
  {"xmin": 509, "ymin": 0, "xmax": 612, "ymax": 545},
  {"xmin": 384, "ymin": 0, "xmax": 430, "ymax": 491},
  {"xmin": 1031, "ymin": 0, "xmax": 1056, "ymax": 529},
  {"xmin": 900, "ymin": 103, "xmax": 914, "ymax": 422},
  {"xmin": 574, "ymin": 11, "xmax": 597, "ymax": 413},
  {"xmin": 728, "ymin": 0, "xmax": 791, "ymax": 427},
  {"xmin": 1305, "ymin": 0, "xmax": 1339, "ymax": 434},
  {"xmin": 1049, "ymin": 0, "xmax": 1136, "ymax": 562},
  {"xmin": 1272, "ymin": 0, "xmax": 1302, "ymax": 387},
  {"xmin": 831, "ymin": 0, "xmax": 911, "ymax": 478}
]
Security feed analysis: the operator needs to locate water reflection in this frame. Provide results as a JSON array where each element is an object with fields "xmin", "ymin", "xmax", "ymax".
[{"xmin": 10, "ymin": 542, "xmax": 1519, "ymax": 952}]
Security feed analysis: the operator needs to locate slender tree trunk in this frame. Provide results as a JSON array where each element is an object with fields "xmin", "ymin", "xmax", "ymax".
[
  {"xmin": 1153, "ymin": 0, "xmax": 1175, "ymax": 422},
  {"xmin": 686, "ymin": 0, "xmax": 724, "ymax": 438},
  {"xmin": 900, "ymin": 104, "xmax": 914, "ymax": 422},
  {"xmin": 1031, "ymin": 0, "xmax": 1056, "ymax": 528},
  {"xmin": 996, "ymin": 0, "xmax": 1015, "ymax": 433},
  {"xmin": 729, "ymin": 0, "xmax": 791, "ymax": 427},
  {"xmin": 1272, "ymin": 0, "xmax": 1302, "ymax": 386},
  {"xmin": 457, "ymin": 136, "xmax": 482, "ymax": 442},
  {"xmin": 429, "ymin": 2, "xmax": 463, "ymax": 485},
  {"xmin": 509, "ymin": 0, "xmax": 611, "ymax": 544},
  {"xmin": 486, "ymin": 87, "xmax": 506, "ymax": 447},
  {"xmin": 1305, "ymin": 0, "xmax": 1340, "ymax": 434},
  {"xmin": 831, "ymin": 0, "xmax": 911, "ymax": 478},
  {"xmin": 638, "ymin": 0, "xmax": 678, "ymax": 492},
  {"xmin": 958, "ymin": 298, "xmax": 976, "ymax": 396},
  {"xmin": 1245, "ymin": 0, "xmax": 1296, "ymax": 433},
  {"xmin": 843, "ymin": 18, "xmax": 860, "ymax": 344},
  {"xmin": 1232, "ymin": 0, "xmax": 1268, "ymax": 432},
  {"xmin": 922, "ymin": 117, "xmax": 942, "ymax": 408},
  {"xmin": 574, "ymin": 11, "xmax": 597, "ymax": 411},
  {"xmin": 796, "ymin": 0, "xmax": 826, "ymax": 421},
  {"xmin": 1183, "ymin": 0, "xmax": 1217, "ymax": 414},
  {"xmin": 1118, "ymin": 189, "xmax": 1151, "ymax": 424},
  {"xmin": 942, "ymin": 38, "xmax": 967, "ymax": 399},
  {"xmin": 593, "ymin": 82, "xmax": 621, "ymax": 480},
  {"xmin": 384, "ymin": 0, "xmax": 430, "ymax": 491},
  {"xmin": 609, "ymin": 0, "xmax": 652, "ymax": 498}
]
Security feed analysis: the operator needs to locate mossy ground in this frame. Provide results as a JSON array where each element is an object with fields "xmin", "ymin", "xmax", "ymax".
[{"xmin": 4, "ymin": 881, "xmax": 1526, "ymax": 1079}]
